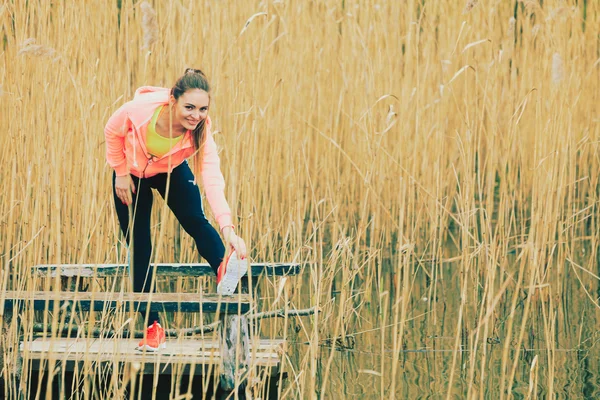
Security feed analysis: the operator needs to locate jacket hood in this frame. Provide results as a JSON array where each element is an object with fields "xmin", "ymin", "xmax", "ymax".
[
  {"xmin": 134, "ymin": 85, "xmax": 170, "ymax": 98},
  {"xmin": 128, "ymin": 86, "xmax": 170, "ymax": 127}
]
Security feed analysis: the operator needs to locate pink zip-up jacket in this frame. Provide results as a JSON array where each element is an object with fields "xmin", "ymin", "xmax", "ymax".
[{"xmin": 104, "ymin": 86, "xmax": 232, "ymax": 230}]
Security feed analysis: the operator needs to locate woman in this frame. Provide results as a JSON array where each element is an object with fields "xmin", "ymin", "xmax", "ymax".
[{"xmin": 104, "ymin": 68, "xmax": 248, "ymax": 351}]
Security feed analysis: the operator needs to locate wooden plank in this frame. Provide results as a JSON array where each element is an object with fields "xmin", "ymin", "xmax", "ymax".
[
  {"xmin": 25, "ymin": 337, "xmax": 285, "ymax": 352},
  {"xmin": 32, "ymin": 263, "xmax": 302, "ymax": 278},
  {"xmin": 21, "ymin": 338, "xmax": 283, "ymax": 375},
  {"xmin": 1, "ymin": 291, "xmax": 250, "ymax": 313},
  {"xmin": 220, "ymin": 314, "xmax": 251, "ymax": 391}
]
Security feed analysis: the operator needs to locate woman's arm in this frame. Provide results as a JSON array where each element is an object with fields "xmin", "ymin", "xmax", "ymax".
[
  {"xmin": 104, "ymin": 103, "xmax": 131, "ymax": 176},
  {"xmin": 201, "ymin": 131, "xmax": 233, "ymax": 229},
  {"xmin": 202, "ymin": 131, "xmax": 247, "ymax": 258},
  {"xmin": 105, "ymin": 103, "xmax": 137, "ymax": 205}
]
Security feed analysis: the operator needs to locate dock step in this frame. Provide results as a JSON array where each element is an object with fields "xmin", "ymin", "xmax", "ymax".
[
  {"xmin": 1, "ymin": 291, "xmax": 250, "ymax": 314},
  {"xmin": 21, "ymin": 337, "xmax": 284, "ymax": 375},
  {"xmin": 32, "ymin": 263, "xmax": 302, "ymax": 278}
]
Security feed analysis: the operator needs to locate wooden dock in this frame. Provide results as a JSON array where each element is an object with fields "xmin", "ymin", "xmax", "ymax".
[{"xmin": 1, "ymin": 262, "xmax": 307, "ymax": 396}]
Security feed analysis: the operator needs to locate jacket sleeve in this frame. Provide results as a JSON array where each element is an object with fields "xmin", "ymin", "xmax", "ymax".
[
  {"xmin": 104, "ymin": 103, "xmax": 131, "ymax": 176},
  {"xmin": 201, "ymin": 125, "xmax": 233, "ymax": 230}
]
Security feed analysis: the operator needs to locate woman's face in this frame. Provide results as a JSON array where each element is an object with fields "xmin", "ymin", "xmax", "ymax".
[{"xmin": 171, "ymin": 88, "xmax": 210, "ymax": 131}]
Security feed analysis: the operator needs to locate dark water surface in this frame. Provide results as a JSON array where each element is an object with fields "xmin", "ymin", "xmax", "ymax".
[{"xmin": 283, "ymin": 248, "xmax": 600, "ymax": 399}]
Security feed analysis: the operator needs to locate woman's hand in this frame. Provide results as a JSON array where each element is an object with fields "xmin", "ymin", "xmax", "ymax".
[
  {"xmin": 115, "ymin": 175, "xmax": 136, "ymax": 205},
  {"xmin": 222, "ymin": 226, "xmax": 247, "ymax": 259}
]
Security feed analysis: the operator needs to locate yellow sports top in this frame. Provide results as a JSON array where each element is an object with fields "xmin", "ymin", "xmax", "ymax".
[{"xmin": 146, "ymin": 106, "xmax": 184, "ymax": 158}]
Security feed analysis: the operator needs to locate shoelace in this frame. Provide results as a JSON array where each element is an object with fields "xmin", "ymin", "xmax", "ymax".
[{"xmin": 147, "ymin": 323, "xmax": 159, "ymax": 336}]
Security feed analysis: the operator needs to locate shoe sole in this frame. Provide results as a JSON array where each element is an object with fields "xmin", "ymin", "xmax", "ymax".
[
  {"xmin": 217, "ymin": 252, "xmax": 248, "ymax": 295},
  {"xmin": 136, "ymin": 342, "xmax": 167, "ymax": 352}
]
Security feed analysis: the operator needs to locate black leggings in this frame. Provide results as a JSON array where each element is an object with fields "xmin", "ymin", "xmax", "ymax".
[{"xmin": 113, "ymin": 161, "xmax": 226, "ymax": 324}]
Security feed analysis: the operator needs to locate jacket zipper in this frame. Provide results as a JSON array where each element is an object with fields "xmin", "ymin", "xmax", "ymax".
[
  {"xmin": 132, "ymin": 121, "xmax": 191, "ymax": 178},
  {"xmin": 131, "ymin": 123, "xmax": 152, "ymax": 178}
]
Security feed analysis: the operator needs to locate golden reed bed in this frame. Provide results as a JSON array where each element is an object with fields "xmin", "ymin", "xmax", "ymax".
[{"xmin": 1, "ymin": 0, "xmax": 599, "ymax": 398}]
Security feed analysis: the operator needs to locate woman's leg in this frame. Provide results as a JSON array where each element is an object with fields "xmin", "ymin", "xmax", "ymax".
[
  {"xmin": 112, "ymin": 172, "xmax": 160, "ymax": 324},
  {"xmin": 154, "ymin": 162, "xmax": 226, "ymax": 274}
]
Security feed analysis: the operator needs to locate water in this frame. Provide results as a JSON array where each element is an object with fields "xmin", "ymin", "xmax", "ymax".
[{"xmin": 282, "ymin": 248, "xmax": 600, "ymax": 399}]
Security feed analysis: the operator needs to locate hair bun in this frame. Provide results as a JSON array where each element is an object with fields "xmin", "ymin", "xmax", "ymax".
[{"xmin": 185, "ymin": 68, "xmax": 205, "ymax": 76}]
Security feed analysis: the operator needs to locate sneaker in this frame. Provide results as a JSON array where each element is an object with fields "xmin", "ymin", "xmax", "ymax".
[
  {"xmin": 217, "ymin": 250, "xmax": 249, "ymax": 295},
  {"xmin": 136, "ymin": 321, "xmax": 166, "ymax": 352}
]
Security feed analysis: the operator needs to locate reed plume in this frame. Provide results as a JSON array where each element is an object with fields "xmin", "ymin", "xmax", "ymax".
[
  {"xmin": 552, "ymin": 52, "xmax": 564, "ymax": 84},
  {"xmin": 463, "ymin": 0, "xmax": 478, "ymax": 14},
  {"xmin": 140, "ymin": 1, "xmax": 158, "ymax": 50},
  {"xmin": 17, "ymin": 38, "xmax": 60, "ymax": 61}
]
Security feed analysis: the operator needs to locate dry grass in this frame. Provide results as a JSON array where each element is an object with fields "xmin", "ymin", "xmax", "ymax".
[{"xmin": 0, "ymin": 0, "xmax": 599, "ymax": 398}]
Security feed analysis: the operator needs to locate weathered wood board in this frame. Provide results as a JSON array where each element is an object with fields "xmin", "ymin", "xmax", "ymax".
[
  {"xmin": 21, "ymin": 337, "xmax": 283, "ymax": 375},
  {"xmin": 1, "ymin": 291, "xmax": 250, "ymax": 313},
  {"xmin": 32, "ymin": 263, "xmax": 302, "ymax": 278}
]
